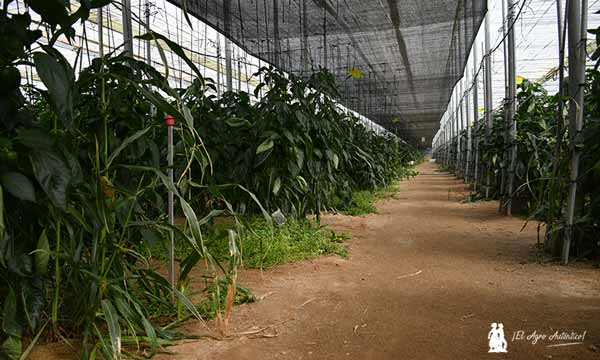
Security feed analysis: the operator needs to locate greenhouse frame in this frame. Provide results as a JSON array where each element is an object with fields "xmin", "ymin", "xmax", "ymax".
[{"xmin": 0, "ymin": 0, "xmax": 599, "ymax": 358}]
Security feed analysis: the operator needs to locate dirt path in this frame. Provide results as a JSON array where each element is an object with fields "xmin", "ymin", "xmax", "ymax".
[{"xmin": 162, "ymin": 161, "xmax": 600, "ymax": 359}]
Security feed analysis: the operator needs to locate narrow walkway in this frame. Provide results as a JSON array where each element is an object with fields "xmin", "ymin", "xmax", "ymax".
[{"xmin": 166, "ymin": 161, "xmax": 600, "ymax": 359}]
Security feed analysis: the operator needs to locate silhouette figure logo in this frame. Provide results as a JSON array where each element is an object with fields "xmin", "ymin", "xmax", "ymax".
[{"xmin": 488, "ymin": 323, "xmax": 508, "ymax": 353}]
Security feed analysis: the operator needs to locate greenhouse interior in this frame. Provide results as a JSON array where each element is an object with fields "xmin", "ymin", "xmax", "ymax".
[{"xmin": 0, "ymin": 0, "xmax": 599, "ymax": 358}]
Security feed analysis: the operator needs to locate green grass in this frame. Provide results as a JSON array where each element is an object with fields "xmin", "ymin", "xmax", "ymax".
[
  {"xmin": 344, "ymin": 190, "xmax": 378, "ymax": 215},
  {"xmin": 141, "ymin": 217, "xmax": 350, "ymax": 270},
  {"xmin": 234, "ymin": 218, "xmax": 349, "ymax": 268},
  {"xmin": 343, "ymin": 182, "xmax": 402, "ymax": 216},
  {"xmin": 375, "ymin": 181, "xmax": 403, "ymax": 200}
]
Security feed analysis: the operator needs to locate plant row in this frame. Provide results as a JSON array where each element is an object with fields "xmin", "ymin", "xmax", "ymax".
[{"xmin": 0, "ymin": 3, "xmax": 419, "ymax": 359}]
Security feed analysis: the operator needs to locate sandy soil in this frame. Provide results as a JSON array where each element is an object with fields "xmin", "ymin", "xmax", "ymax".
[
  {"xmin": 149, "ymin": 161, "xmax": 600, "ymax": 359},
  {"xmin": 30, "ymin": 161, "xmax": 600, "ymax": 359}
]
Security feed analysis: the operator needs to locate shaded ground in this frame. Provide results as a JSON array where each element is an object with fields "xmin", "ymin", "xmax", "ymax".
[{"xmin": 32, "ymin": 161, "xmax": 600, "ymax": 359}]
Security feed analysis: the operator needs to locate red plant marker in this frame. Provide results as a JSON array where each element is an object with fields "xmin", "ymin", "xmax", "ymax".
[{"xmin": 164, "ymin": 114, "xmax": 175, "ymax": 126}]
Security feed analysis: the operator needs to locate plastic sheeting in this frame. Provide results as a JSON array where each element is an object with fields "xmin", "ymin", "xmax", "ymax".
[{"xmin": 167, "ymin": 0, "xmax": 487, "ymax": 145}]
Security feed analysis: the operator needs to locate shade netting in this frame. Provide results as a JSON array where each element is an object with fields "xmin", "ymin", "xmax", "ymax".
[{"xmin": 168, "ymin": 0, "xmax": 487, "ymax": 144}]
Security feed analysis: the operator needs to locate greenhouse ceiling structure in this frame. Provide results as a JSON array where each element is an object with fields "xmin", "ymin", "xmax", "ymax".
[{"xmin": 166, "ymin": 0, "xmax": 487, "ymax": 145}]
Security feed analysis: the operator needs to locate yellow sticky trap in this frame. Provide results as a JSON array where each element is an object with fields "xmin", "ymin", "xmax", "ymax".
[
  {"xmin": 392, "ymin": 117, "xmax": 399, "ymax": 124},
  {"xmin": 479, "ymin": 108, "xmax": 485, "ymax": 114},
  {"xmin": 516, "ymin": 75, "xmax": 525, "ymax": 84},
  {"xmin": 349, "ymin": 67, "xmax": 362, "ymax": 79}
]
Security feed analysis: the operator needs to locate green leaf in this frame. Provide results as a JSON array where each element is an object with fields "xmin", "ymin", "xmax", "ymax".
[
  {"xmin": 179, "ymin": 199, "xmax": 204, "ymax": 256},
  {"xmin": 0, "ymin": 172, "xmax": 36, "ymax": 202},
  {"xmin": 179, "ymin": 0, "xmax": 194, "ymax": 28},
  {"xmin": 89, "ymin": 0, "xmax": 112, "ymax": 8},
  {"xmin": 120, "ymin": 77, "xmax": 187, "ymax": 127},
  {"xmin": 235, "ymin": 184, "xmax": 272, "ymax": 224},
  {"xmin": 228, "ymin": 229, "xmax": 239, "ymax": 257},
  {"xmin": 33, "ymin": 52, "xmax": 74, "ymax": 128},
  {"xmin": 140, "ymin": 228, "xmax": 161, "ymax": 247},
  {"xmin": 253, "ymin": 83, "xmax": 265, "ymax": 98},
  {"xmin": 136, "ymin": 32, "xmax": 202, "ymax": 79},
  {"xmin": 69, "ymin": 0, "xmax": 111, "ymax": 25},
  {"xmin": 183, "ymin": 105, "xmax": 195, "ymax": 130},
  {"xmin": 272, "ymin": 177, "xmax": 281, "ymax": 195},
  {"xmin": 35, "ymin": 229, "xmax": 49, "ymax": 275},
  {"xmin": 225, "ymin": 117, "xmax": 250, "ymax": 127},
  {"xmin": 282, "ymin": 129, "xmax": 295, "ymax": 143},
  {"xmin": 29, "ymin": 150, "xmax": 71, "ymax": 209},
  {"xmin": 1, "ymin": 336, "xmax": 21, "ymax": 360},
  {"xmin": 591, "ymin": 47, "xmax": 600, "ymax": 61},
  {"xmin": 2, "ymin": 288, "xmax": 22, "ymax": 338},
  {"xmin": 21, "ymin": 278, "xmax": 44, "ymax": 331},
  {"xmin": 106, "ymin": 127, "xmax": 152, "ymax": 169},
  {"xmin": 17, "ymin": 128, "xmax": 54, "ymax": 151},
  {"xmin": 197, "ymin": 209, "xmax": 225, "ymax": 227},
  {"xmin": 173, "ymin": 287, "xmax": 203, "ymax": 321},
  {"xmin": 296, "ymin": 176, "xmax": 308, "ymax": 192},
  {"xmin": 256, "ymin": 139, "xmax": 274, "ymax": 154},
  {"xmin": 140, "ymin": 316, "xmax": 158, "ymax": 357},
  {"xmin": 294, "ymin": 147, "xmax": 305, "ymax": 169},
  {"xmin": 101, "ymin": 300, "xmax": 121, "ymax": 359},
  {"xmin": 24, "ymin": 0, "xmax": 71, "ymax": 31}
]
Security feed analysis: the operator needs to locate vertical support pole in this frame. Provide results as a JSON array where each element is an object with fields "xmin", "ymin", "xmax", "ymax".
[
  {"xmin": 98, "ymin": 6, "xmax": 104, "ymax": 57},
  {"xmin": 216, "ymin": 35, "xmax": 222, "ymax": 96},
  {"xmin": 499, "ymin": 0, "xmax": 509, "ymax": 209},
  {"xmin": 484, "ymin": 5, "xmax": 493, "ymax": 199},
  {"xmin": 454, "ymin": 90, "xmax": 458, "ymax": 172},
  {"xmin": 322, "ymin": 6, "xmax": 327, "ymax": 67},
  {"xmin": 225, "ymin": 39, "xmax": 233, "ymax": 92},
  {"xmin": 454, "ymin": 92, "xmax": 458, "ymax": 170},
  {"xmin": 447, "ymin": 118, "xmax": 451, "ymax": 166},
  {"xmin": 440, "ymin": 117, "xmax": 448, "ymax": 166},
  {"xmin": 224, "ymin": 0, "xmax": 233, "ymax": 92},
  {"xmin": 459, "ymin": 82, "xmax": 464, "ymax": 177},
  {"xmin": 237, "ymin": 49, "xmax": 242, "ymax": 91},
  {"xmin": 145, "ymin": 0, "xmax": 151, "ymax": 65},
  {"xmin": 273, "ymin": 0, "xmax": 281, "ymax": 65},
  {"xmin": 164, "ymin": 115, "xmax": 176, "ymax": 299},
  {"xmin": 546, "ymin": 0, "xmax": 567, "ymax": 255},
  {"xmin": 446, "ymin": 112, "xmax": 450, "ymax": 166},
  {"xmin": 473, "ymin": 41, "xmax": 480, "ymax": 190},
  {"xmin": 450, "ymin": 95, "xmax": 454, "ymax": 168},
  {"xmin": 563, "ymin": 0, "xmax": 588, "ymax": 264},
  {"xmin": 505, "ymin": 0, "xmax": 518, "ymax": 215},
  {"xmin": 466, "ymin": 70, "xmax": 472, "ymax": 182},
  {"xmin": 302, "ymin": 0, "xmax": 310, "ymax": 72},
  {"xmin": 121, "ymin": 0, "xmax": 133, "ymax": 56},
  {"xmin": 442, "ymin": 118, "xmax": 446, "ymax": 164},
  {"xmin": 443, "ymin": 118, "xmax": 448, "ymax": 165}
]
